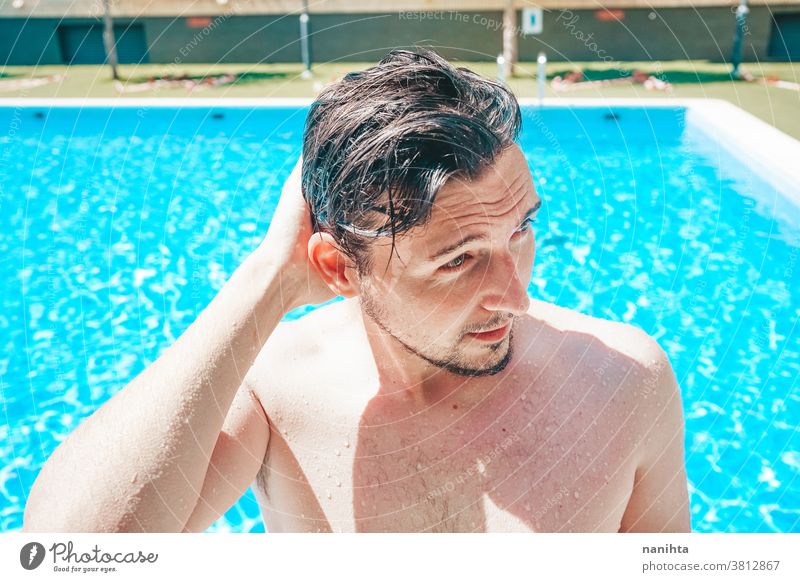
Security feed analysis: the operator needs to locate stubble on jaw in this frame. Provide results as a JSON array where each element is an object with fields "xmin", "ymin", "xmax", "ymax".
[{"xmin": 357, "ymin": 283, "xmax": 515, "ymax": 378}]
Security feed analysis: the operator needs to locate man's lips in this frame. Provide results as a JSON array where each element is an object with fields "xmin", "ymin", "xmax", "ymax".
[{"xmin": 467, "ymin": 321, "xmax": 512, "ymax": 341}]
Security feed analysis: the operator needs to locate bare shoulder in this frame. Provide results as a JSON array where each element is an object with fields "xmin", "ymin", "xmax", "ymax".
[
  {"xmin": 527, "ymin": 297, "xmax": 668, "ymax": 372},
  {"xmin": 526, "ymin": 298, "xmax": 678, "ymax": 421},
  {"xmin": 527, "ymin": 298, "xmax": 683, "ymax": 469},
  {"xmin": 560, "ymin": 311, "xmax": 690, "ymax": 532},
  {"xmin": 251, "ymin": 298, "xmax": 353, "ymax": 365},
  {"xmin": 243, "ymin": 298, "xmax": 357, "ymax": 403}
]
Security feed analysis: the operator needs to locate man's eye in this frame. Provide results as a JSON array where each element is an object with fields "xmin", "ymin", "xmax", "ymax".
[
  {"xmin": 516, "ymin": 216, "xmax": 537, "ymax": 235},
  {"xmin": 441, "ymin": 254, "xmax": 469, "ymax": 271}
]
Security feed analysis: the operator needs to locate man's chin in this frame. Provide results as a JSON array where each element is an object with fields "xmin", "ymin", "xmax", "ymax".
[{"xmin": 437, "ymin": 332, "xmax": 515, "ymax": 377}]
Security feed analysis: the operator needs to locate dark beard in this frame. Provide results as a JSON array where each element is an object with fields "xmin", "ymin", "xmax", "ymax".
[{"xmin": 358, "ymin": 288, "xmax": 514, "ymax": 377}]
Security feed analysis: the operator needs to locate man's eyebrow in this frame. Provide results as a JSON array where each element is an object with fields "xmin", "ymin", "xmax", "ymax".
[
  {"xmin": 523, "ymin": 199, "xmax": 543, "ymax": 219},
  {"xmin": 427, "ymin": 199, "xmax": 543, "ymax": 262}
]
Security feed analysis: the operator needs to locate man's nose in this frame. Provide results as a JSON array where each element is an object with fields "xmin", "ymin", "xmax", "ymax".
[{"xmin": 479, "ymin": 250, "xmax": 531, "ymax": 316}]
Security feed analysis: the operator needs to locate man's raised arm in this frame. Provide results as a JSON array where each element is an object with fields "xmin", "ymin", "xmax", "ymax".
[{"xmin": 22, "ymin": 157, "xmax": 333, "ymax": 532}]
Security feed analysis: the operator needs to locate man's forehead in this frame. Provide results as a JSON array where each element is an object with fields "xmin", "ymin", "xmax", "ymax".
[
  {"xmin": 367, "ymin": 145, "xmax": 537, "ymax": 265},
  {"xmin": 428, "ymin": 146, "xmax": 533, "ymax": 216},
  {"xmin": 424, "ymin": 156, "xmax": 535, "ymax": 230}
]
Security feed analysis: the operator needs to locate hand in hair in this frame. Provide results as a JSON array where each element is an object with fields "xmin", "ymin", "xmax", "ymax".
[{"xmin": 257, "ymin": 155, "xmax": 337, "ymax": 310}]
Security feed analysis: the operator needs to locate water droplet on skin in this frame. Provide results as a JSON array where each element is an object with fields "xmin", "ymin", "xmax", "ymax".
[
  {"xmin": 335, "ymin": 449, "xmax": 341, "ymax": 456},
  {"xmin": 326, "ymin": 471, "xmax": 331, "ymax": 478},
  {"xmin": 343, "ymin": 440, "xmax": 350, "ymax": 448},
  {"xmin": 520, "ymin": 393, "xmax": 527, "ymax": 401},
  {"xmin": 416, "ymin": 463, "xmax": 422, "ymax": 471},
  {"xmin": 573, "ymin": 491, "xmax": 580, "ymax": 500},
  {"xmin": 326, "ymin": 490, "xmax": 332, "ymax": 500},
  {"xmin": 336, "ymin": 479, "xmax": 342, "ymax": 487}
]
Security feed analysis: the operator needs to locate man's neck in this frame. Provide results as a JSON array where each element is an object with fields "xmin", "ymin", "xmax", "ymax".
[{"xmin": 344, "ymin": 298, "xmax": 499, "ymax": 407}]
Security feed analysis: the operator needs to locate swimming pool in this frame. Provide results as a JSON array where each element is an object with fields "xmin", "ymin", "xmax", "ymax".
[{"xmin": 1, "ymin": 99, "xmax": 798, "ymax": 533}]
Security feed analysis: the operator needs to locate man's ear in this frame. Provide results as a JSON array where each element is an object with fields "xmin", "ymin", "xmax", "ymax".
[{"xmin": 307, "ymin": 232, "xmax": 360, "ymax": 298}]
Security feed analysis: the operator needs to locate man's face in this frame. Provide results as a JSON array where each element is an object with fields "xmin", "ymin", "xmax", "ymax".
[{"xmin": 356, "ymin": 144, "xmax": 541, "ymax": 377}]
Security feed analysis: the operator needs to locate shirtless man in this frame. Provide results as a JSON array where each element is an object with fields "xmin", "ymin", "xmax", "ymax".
[{"xmin": 23, "ymin": 49, "xmax": 690, "ymax": 533}]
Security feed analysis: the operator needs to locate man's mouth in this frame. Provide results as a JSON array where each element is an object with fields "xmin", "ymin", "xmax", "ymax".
[{"xmin": 467, "ymin": 321, "xmax": 512, "ymax": 342}]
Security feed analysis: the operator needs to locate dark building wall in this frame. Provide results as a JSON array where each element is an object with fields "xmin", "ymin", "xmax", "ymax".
[
  {"xmin": 306, "ymin": 12, "xmax": 502, "ymax": 62},
  {"xmin": 143, "ymin": 15, "xmax": 301, "ymax": 63},
  {"xmin": 1, "ymin": 7, "xmax": 798, "ymax": 66},
  {"xmin": 144, "ymin": 11, "xmax": 502, "ymax": 64},
  {"xmin": 0, "ymin": 18, "xmax": 62, "ymax": 65},
  {"xmin": 769, "ymin": 11, "xmax": 800, "ymax": 58},
  {"xmin": 517, "ymin": 6, "xmax": 778, "ymax": 62},
  {"xmin": 0, "ymin": 17, "xmax": 147, "ymax": 65}
]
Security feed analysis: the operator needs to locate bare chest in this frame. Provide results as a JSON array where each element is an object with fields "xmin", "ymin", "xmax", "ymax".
[{"xmin": 254, "ymin": 372, "xmax": 639, "ymax": 533}]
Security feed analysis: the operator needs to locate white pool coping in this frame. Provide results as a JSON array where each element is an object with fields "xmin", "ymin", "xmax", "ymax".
[{"xmin": 1, "ymin": 97, "xmax": 798, "ymax": 211}]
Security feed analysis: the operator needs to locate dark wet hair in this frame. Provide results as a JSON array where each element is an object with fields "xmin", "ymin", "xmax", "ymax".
[{"xmin": 301, "ymin": 47, "xmax": 522, "ymax": 276}]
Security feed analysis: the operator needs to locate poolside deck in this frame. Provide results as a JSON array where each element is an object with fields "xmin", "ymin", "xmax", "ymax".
[{"xmin": 1, "ymin": 60, "xmax": 798, "ymax": 140}]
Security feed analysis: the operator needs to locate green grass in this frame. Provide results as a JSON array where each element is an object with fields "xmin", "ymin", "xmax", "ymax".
[{"xmin": 1, "ymin": 60, "xmax": 798, "ymax": 139}]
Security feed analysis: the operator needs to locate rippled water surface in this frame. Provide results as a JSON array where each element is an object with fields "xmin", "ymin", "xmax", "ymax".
[{"xmin": 1, "ymin": 105, "xmax": 797, "ymax": 532}]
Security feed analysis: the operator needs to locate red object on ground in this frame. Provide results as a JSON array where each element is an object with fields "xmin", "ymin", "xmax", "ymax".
[
  {"xmin": 186, "ymin": 17, "xmax": 213, "ymax": 28},
  {"xmin": 595, "ymin": 10, "xmax": 624, "ymax": 22}
]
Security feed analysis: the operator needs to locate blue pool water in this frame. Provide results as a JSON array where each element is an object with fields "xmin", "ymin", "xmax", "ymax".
[{"xmin": 0, "ymin": 104, "xmax": 798, "ymax": 533}]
